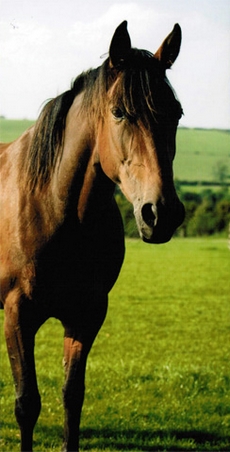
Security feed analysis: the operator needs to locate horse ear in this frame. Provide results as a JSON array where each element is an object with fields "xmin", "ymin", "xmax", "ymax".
[
  {"xmin": 109, "ymin": 21, "xmax": 131, "ymax": 67},
  {"xmin": 154, "ymin": 24, "xmax": 182, "ymax": 69}
]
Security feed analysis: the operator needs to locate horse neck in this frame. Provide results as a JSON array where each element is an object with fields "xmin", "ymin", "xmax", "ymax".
[{"xmin": 51, "ymin": 93, "xmax": 115, "ymax": 225}]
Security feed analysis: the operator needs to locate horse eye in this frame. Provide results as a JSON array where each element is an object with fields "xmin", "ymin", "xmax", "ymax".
[{"xmin": 111, "ymin": 107, "xmax": 125, "ymax": 120}]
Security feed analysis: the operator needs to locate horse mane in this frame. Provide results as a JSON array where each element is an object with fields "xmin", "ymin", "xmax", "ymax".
[
  {"xmin": 25, "ymin": 73, "xmax": 88, "ymax": 191},
  {"xmin": 24, "ymin": 64, "xmax": 110, "ymax": 191},
  {"xmin": 24, "ymin": 48, "xmax": 182, "ymax": 191}
]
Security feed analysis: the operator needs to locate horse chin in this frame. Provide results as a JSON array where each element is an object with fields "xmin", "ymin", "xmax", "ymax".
[
  {"xmin": 141, "ymin": 229, "xmax": 174, "ymax": 244},
  {"xmin": 139, "ymin": 225, "xmax": 173, "ymax": 244}
]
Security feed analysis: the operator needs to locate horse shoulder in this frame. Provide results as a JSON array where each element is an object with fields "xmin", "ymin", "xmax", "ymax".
[{"xmin": 0, "ymin": 127, "xmax": 40, "ymax": 302}]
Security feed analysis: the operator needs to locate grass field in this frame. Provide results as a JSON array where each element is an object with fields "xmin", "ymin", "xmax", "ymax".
[
  {"xmin": 174, "ymin": 128, "xmax": 230, "ymax": 184},
  {"xmin": 0, "ymin": 238, "xmax": 230, "ymax": 451},
  {"xmin": 0, "ymin": 118, "xmax": 229, "ymax": 186},
  {"xmin": 0, "ymin": 119, "xmax": 35, "ymax": 143}
]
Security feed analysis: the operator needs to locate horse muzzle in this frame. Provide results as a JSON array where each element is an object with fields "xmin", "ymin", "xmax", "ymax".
[{"xmin": 134, "ymin": 200, "xmax": 185, "ymax": 244}]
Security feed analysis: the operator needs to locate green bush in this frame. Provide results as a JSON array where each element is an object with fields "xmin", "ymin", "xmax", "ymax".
[
  {"xmin": 187, "ymin": 198, "xmax": 218, "ymax": 236},
  {"xmin": 182, "ymin": 189, "xmax": 230, "ymax": 237}
]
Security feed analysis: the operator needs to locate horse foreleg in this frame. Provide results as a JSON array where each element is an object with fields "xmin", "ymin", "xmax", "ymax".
[
  {"xmin": 62, "ymin": 335, "xmax": 87, "ymax": 452},
  {"xmin": 62, "ymin": 297, "xmax": 108, "ymax": 452},
  {"xmin": 4, "ymin": 296, "xmax": 42, "ymax": 452}
]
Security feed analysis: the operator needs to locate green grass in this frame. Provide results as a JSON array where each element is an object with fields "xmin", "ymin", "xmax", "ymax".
[
  {"xmin": 0, "ymin": 119, "xmax": 34, "ymax": 142},
  {"xmin": 0, "ymin": 238, "xmax": 230, "ymax": 451},
  {"xmin": 174, "ymin": 128, "xmax": 230, "ymax": 183}
]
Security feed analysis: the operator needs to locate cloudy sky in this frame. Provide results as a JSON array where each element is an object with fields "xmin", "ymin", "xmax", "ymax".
[{"xmin": 1, "ymin": 0, "xmax": 230, "ymax": 128}]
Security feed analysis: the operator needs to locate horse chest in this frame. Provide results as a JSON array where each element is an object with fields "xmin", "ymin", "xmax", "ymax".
[{"xmin": 31, "ymin": 211, "xmax": 124, "ymax": 314}]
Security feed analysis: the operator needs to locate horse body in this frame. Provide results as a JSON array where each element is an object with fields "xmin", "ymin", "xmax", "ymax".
[
  {"xmin": 1, "ymin": 118, "xmax": 125, "ymax": 451},
  {"xmin": 0, "ymin": 21, "xmax": 184, "ymax": 451}
]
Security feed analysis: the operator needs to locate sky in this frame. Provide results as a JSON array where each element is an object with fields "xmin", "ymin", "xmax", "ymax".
[{"xmin": 0, "ymin": 0, "xmax": 230, "ymax": 129}]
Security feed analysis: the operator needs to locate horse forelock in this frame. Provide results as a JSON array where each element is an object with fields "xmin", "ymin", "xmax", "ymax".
[
  {"xmin": 84, "ymin": 48, "xmax": 182, "ymax": 128},
  {"xmin": 109, "ymin": 49, "xmax": 182, "ymax": 126}
]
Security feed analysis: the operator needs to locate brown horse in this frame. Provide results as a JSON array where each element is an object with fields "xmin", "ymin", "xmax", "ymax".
[{"xmin": 0, "ymin": 21, "xmax": 184, "ymax": 451}]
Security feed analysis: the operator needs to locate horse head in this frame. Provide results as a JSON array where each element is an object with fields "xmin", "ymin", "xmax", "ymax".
[{"xmin": 98, "ymin": 21, "xmax": 185, "ymax": 243}]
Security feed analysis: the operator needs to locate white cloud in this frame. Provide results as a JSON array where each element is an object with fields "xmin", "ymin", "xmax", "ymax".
[
  {"xmin": 0, "ymin": 1, "xmax": 229, "ymax": 128},
  {"xmin": 0, "ymin": 3, "xmax": 168, "ymax": 119}
]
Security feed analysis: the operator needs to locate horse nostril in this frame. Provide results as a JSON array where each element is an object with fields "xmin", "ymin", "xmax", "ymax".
[{"xmin": 141, "ymin": 203, "xmax": 157, "ymax": 228}]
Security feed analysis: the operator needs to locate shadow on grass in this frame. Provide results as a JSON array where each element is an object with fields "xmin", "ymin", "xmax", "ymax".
[
  {"xmin": 0, "ymin": 421, "xmax": 20, "ymax": 451},
  {"xmin": 1, "ymin": 422, "xmax": 229, "ymax": 451},
  {"xmin": 0, "ymin": 421, "xmax": 63, "ymax": 451},
  {"xmin": 79, "ymin": 428, "xmax": 230, "ymax": 451}
]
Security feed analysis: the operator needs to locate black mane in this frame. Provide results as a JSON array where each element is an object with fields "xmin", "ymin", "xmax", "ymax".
[{"xmin": 25, "ymin": 72, "xmax": 89, "ymax": 191}]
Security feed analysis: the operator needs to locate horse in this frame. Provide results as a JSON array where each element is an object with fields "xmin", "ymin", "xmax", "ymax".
[{"xmin": 0, "ymin": 21, "xmax": 185, "ymax": 451}]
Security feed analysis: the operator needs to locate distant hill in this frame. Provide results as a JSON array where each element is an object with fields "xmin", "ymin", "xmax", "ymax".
[
  {"xmin": 0, "ymin": 119, "xmax": 229, "ymax": 186},
  {"xmin": 0, "ymin": 118, "xmax": 35, "ymax": 142},
  {"xmin": 174, "ymin": 128, "xmax": 230, "ymax": 186}
]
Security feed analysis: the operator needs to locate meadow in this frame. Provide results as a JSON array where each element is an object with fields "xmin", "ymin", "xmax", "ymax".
[
  {"xmin": 174, "ymin": 128, "xmax": 230, "ymax": 184},
  {"xmin": 0, "ymin": 238, "xmax": 230, "ymax": 451},
  {"xmin": 0, "ymin": 119, "xmax": 35, "ymax": 143}
]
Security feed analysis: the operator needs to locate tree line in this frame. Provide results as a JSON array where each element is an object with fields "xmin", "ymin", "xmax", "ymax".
[{"xmin": 115, "ymin": 185, "xmax": 230, "ymax": 238}]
